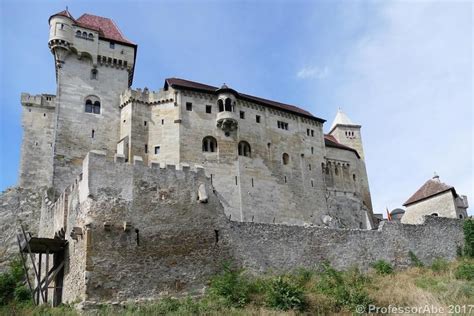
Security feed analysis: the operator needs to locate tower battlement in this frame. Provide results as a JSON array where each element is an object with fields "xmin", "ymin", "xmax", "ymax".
[
  {"xmin": 119, "ymin": 88, "xmax": 174, "ymax": 107},
  {"xmin": 21, "ymin": 93, "xmax": 56, "ymax": 109}
]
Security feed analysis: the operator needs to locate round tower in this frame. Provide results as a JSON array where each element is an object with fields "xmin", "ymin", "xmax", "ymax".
[{"xmin": 48, "ymin": 9, "xmax": 74, "ymax": 69}]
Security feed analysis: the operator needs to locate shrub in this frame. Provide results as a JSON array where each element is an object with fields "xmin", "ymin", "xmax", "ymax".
[
  {"xmin": 455, "ymin": 262, "xmax": 474, "ymax": 281},
  {"xmin": 14, "ymin": 285, "xmax": 31, "ymax": 302},
  {"xmin": 463, "ymin": 219, "xmax": 474, "ymax": 258},
  {"xmin": 315, "ymin": 264, "xmax": 372, "ymax": 312},
  {"xmin": 430, "ymin": 258, "xmax": 449, "ymax": 273},
  {"xmin": 208, "ymin": 264, "xmax": 251, "ymax": 307},
  {"xmin": 408, "ymin": 251, "xmax": 424, "ymax": 267},
  {"xmin": 265, "ymin": 276, "xmax": 306, "ymax": 311},
  {"xmin": 0, "ymin": 258, "xmax": 28, "ymax": 306},
  {"xmin": 372, "ymin": 260, "xmax": 393, "ymax": 275}
]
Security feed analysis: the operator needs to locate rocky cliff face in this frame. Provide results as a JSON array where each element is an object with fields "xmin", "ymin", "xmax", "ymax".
[{"xmin": 0, "ymin": 187, "xmax": 42, "ymax": 272}]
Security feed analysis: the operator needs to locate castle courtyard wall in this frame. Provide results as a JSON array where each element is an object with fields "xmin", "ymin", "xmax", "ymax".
[{"xmin": 39, "ymin": 152, "xmax": 464, "ymax": 303}]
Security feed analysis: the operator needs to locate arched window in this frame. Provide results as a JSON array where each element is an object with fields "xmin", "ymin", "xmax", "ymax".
[
  {"xmin": 238, "ymin": 141, "xmax": 251, "ymax": 157},
  {"xmin": 202, "ymin": 136, "xmax": 217, "ymax": 153},
  {"xmin": 76, "ymin": 30, "xmax": 81, "ymax": 37},
  {"xmin": 82, "ymin": 31, "xmax": 87, "ymax": 37},
  {"xmin": 459, "ymin": 214, "xmax": 464, "ymax": 219},
  {"xmin": 85, "ymin": 99, "xmax": 93, "ymax": 113},
  {"xmin": 85, "ymin": 96, "xmax": 101, "ymax": 114},
  {"xmin": 218, "ymin": 99, "xmax": 224, "ymax": 112},
  {"xmin": 224, "ymin": 98, "xmax": 232, "ymax": 112},
  {"xmin": 93, "ymin": 101, "xmax": 101, "ymax": 114},
  {"xmin": 91, "ymin": 69, "xmax": 98, "ymax": 80},
  {"xmin": 88, "ymin": 33, "xmax": 94, "ymax": 39},
  {"xmin": 282, "ymin": 153, "xmax": 290, "ymax": 165}
]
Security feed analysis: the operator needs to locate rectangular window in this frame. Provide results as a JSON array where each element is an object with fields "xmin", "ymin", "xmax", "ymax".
[
  {"xmin": 110, "ymin": 42, "xmax": 115, "ymax": 49},
  {"xmin": 186, "ymin": 102, "xmax": 193, "ymax": 111},
  {"xmin": 256, "ymin": 115, "xmax": 261, "ymax": 123},
  {"xmin": 240, "ymin": 111, "xmax": 245, "ymax": 119},
  {"xmin": 307, "ymin": 128, "xmax": 310, "ymax": 136},
  {"xmin": 144, "ymin": 121, "xmax": 147, "ymax": 126},
  {"xmin": 161, "ymin": 119, "xmax": 164, "ymax": 125},
  {"xmin": 154, "ymin": 146, "xmax": 160, "ymax": 155},
  {"xmin": 311, "ymin": 130, "xmax": 314, "ymax": 137},
  {"xmin": 206, "ymin": 105, "xmax": 212, "ymax": 113},
  {"xmin": 144, "ymin": 144, "xmax": 148, "ymax": 153},
  {"xmin": 277, "ymin": 121, "xmax": 288, "ymax": 130},
  {"xmin": 93, "ymin": 104, "xmax": 100, "ymax": 114}
]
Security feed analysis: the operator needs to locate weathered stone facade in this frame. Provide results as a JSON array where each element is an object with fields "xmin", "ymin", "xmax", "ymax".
[{"xmin": 36, "ymin": 151, "xmax": 464, "ymax": 304}]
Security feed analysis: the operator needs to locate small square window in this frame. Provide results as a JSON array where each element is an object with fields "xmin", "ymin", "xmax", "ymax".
[
  {"xmin": 186, "ymin": 102, "xmax": 193, "ymax": 111},
  {"xmin": 206, "ymin": 105, "xmax": 212, "ymax": 113},
  {"xmin": 154, "ymin": 146, "xmax": 161, "ymax": 155},
  {"xmin": 240, "ymin": 111, "xmax": 245, "ymax": 119},
  {"xmin": 256, "ymin": 115, "xmax": 261, "ymax": 123},
  {"xmin": 110, "ymin": 42, "xmax": 115, "ymax": 49}
]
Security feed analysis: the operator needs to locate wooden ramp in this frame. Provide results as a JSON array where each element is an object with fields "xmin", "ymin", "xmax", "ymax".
[{"xmin": 17, "ymin": 225, "xmax": 67, "ymax": 306}]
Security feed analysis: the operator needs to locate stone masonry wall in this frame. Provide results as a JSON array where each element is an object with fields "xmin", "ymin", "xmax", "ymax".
[{"xmin": 40, "ymin": 151, "xmax": 465, "ymax": 303}]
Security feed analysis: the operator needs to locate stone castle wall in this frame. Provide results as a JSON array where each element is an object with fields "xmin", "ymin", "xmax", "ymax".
[{"xmin": 39, "ymin": 151, "xmax": 464, "ymax": 303}]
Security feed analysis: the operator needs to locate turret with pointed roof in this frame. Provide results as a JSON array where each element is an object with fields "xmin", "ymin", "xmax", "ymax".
[{"xmin": 328, "ymin": 108, "xmax": 365, "ymax": 160}]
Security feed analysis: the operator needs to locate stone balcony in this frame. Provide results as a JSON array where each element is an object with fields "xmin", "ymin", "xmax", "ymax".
[{"xmin": 216, "ymin": 111, "xmax": 238, "ymax": 132}]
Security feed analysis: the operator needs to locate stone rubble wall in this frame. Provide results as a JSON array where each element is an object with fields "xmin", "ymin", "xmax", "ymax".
[{"xmin": 38, "ymin": 151, "xmax": 464, "ymax": 304}]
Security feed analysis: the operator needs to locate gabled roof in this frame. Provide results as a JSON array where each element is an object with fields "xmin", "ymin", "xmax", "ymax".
[
  {"xmin": 403, "ymin": 176, "xmax": 457, "ymax": 206},
  {"xmin": 329, "ymin": 108, "xmax": 360, "ymax": 132},
  {"xmin": 164, "ymin": 78, "xmax": 325, "ymax": 122},
  {"xmin": 76, "ymin": 14, "xmax": 134, "ymax": 45},
  {"xmin": 324, "ymin": 134, "xmax": 360, "ymax": 158}
]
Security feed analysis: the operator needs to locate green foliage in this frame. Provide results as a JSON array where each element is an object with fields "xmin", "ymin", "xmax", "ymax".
[
  {"xmin": 463, "ymin": 219, "xmax": 474, "ymax": 258},
  {"xmin": 208, "ymin": 263, "xmax": 251, "ymax": 307},
  {"xmin": 431, "ymin": 258, "xmax": 449, "ymax": 273},
  {"xmin": 372, "ymin": 260, "xmax": 394, "ymax": 275},
  {"xmin": 454, "ymin": 262, "xmax": 474, "ymax": 281},
  {"xmin": 265, "ymin": 276, "xmax": 306, "ymax": 311},
  {"xmin": 0, "ymin": 257, "xmax": 28, "ymax": 306},
  {"xmin": 14, "ymin": 285, "xmax": 31, "ymax": 302},
  {"xmin": 408, "ymin": 251, "xmax": 424, "ymax": 267},
  {"xmin": 315, "ymin": 264, "xmax": 372, "ymax": 312}
]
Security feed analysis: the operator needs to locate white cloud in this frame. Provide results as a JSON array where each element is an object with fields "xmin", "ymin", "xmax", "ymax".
[
  {"xmin": 297, "ymin": 65, "xmax": 329, "ymax": 79},
  {"xmin": 332, "ymin": 1, "xmax": 473, "ymax": 214}
]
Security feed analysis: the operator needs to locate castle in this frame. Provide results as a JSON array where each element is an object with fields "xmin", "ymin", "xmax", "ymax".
[
  {"xmin": 1, "ymin": 10, "xmax": 466, "ymax": 307},
  {"xmin": 20, "ymin": 9, "xmax": 374, "ymax": 229}
]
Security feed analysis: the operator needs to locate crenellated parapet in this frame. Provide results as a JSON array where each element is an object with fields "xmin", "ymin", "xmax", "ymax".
[
  {"xmin": 119, "ymin": 88, "xmax": 175, "ymax": 107},
  {"xmin": 21, "ymin": 93, "xmax": 56, "ymax": 109}
]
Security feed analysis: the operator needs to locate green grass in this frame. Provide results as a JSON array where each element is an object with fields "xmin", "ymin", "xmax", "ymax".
[{"xmin": 1, "ymin": 259, "xmax": 473, "ymax": 316}]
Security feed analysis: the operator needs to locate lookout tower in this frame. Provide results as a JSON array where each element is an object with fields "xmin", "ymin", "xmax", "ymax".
[{"xmin": 328, "ymin": 109, "xmax": 365, "ymax": 160}]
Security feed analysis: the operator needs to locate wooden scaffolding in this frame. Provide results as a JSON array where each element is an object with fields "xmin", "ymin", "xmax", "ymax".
[{"xmin": 17, "ymin": 225, "xmax": 67, "ymax": 306}]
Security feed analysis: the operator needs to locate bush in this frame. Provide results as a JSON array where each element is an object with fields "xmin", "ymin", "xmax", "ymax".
[
  {"xmin": 265, "ymin": 276, "xmax": 306, "ymax": 311},
  {"xmin": 372, "ymin": 260, "xmax": 393, "ymax": 275},
  {"xmin": 14, "ymin": 285, "xmax": 31, "ymax": 302},
  {"xmin": 408, "ymin": 251, "xmax": 424, "ymax": 267},
  {"xmin": 431, "ymin": 258, "xmax": 449, "ymax": 273},
  {"xmin": 0, "ymin": 258, "xmax": 28, "ymax": 306},
  {"xmin": 455, "ymin": 262, "xmax": 474, "ymax": 281},
  {"xmin": 208, "ymin": 264, "xmax": 251, "ymax": 307},
  {"xmin": 463, "ymin": 219, "xmax": 474, "ymax": 258},
  {"xmin": 315, "ymin": 264, "xmax": 372, "ymax": 312}
]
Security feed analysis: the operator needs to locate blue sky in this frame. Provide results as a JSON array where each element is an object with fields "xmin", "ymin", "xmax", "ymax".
[{"xmin": 0, "ymin": 0, "xmax": 472, "ymax": 215}]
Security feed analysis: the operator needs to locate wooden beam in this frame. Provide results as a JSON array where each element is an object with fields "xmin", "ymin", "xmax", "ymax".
[
  {"xmin": 16, "ymin": 235, "xmax": 35, "ymax": 305},
  {"xmin": 20, "ymin": 225, "xmax": 45, "ymax": 303}
]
